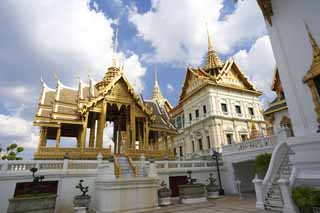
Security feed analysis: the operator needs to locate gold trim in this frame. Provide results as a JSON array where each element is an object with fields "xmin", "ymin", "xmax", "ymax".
[
  {"xmin": 264, "ymin": 106, "xmax": 288, "ymax": 115},
  {"xmin": 303, "ymin": 22, "xmax": 320, "ymax": 123}
]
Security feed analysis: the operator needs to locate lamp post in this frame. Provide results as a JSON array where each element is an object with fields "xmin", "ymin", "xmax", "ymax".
[{"xmin": 212, "ymin": 150, "xmax": 224, "ymax": 195}]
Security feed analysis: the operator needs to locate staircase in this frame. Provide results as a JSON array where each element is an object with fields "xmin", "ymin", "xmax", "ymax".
[
  {"xmin": 116, "ymin": 156, "xmax": 134, "ymax": 177},
  {"xmin": 264, "ymin": 150, "xmax": 293, "ymax": 211}
]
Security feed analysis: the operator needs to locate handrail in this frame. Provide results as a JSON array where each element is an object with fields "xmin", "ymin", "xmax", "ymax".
[
  {"xmin": 113, "ymin": 155, "xmax": 121, "ymax": 178},
  {"xmin": 262, "ymin": 141, "xmax": 289, "ymax": 200},
  {"xmin": 126, "ymin": 155, "xmax": 138, "ymax": 177}
]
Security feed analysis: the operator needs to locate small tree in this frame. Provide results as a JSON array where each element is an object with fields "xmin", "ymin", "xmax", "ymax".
[
  {"xmin": 253, "ymin": 153, "xmax": 271, "ymax": 177},
  {"xmin": 0, "ymin": 143, "xmax": 24, "ymax": 160}
]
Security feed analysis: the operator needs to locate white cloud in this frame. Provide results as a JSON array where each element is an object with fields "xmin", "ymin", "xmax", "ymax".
[
  {"xmin": 0, "ymin": 114, "xmax": 32, "ymax": 137},
  {"xmin": 129, "ymin": 0, "xmax": 266, "ymax": 65},
  {"xmin": 0, "ymin": 0, "xmax": 146, "ymax": 104},
  {"xmin": 166, "ymin": 83, "xmax": 174, "ymax": 92},
  {"xmin": 233, "ymin": 36, "xmax": 276, "ymax": 103},
  {"xmin": 0, "ymin": 114, "xmax": 38, "ymax": 149},
  {"xmin": 0, "ymin": 0, "xmax": 148, "ymax": 158}
]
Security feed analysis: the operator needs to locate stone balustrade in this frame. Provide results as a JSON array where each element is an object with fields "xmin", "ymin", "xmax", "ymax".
[
  {"xmin": 155, "ymin": 160, "xmax": 215, "ymax": 172},
  {"xmin": 0, "ymin": 159, "xmax": 217, "ymax": 175},
  {"xmin": 222, "ymin": 135, "xmax": 277, "ymax": 154}
]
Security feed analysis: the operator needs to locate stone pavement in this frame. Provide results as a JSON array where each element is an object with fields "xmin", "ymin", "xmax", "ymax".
[{"xmin": 146, "ymin": 194, "xmax": 278, "ymax": 213}]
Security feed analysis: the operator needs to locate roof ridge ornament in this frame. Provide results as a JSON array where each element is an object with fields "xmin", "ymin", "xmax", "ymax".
[
  {"xmin": 303, "ymin": 20, "xmax": 320, "ymax": 61},
  {"xmin": 111, "ymin": 27, "xmax": 119, "ymax": 67},
  {"xmin": 204, "ymin": 22, "xmax": 223, "ymax": 72}
]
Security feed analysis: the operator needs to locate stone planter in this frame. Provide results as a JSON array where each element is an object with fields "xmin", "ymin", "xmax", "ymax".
[
  {"xmin": 7, "ymin": 194, "xmax": 57, "ymax": 213},
  {"xmin": 158, "ymin": 187, "xmax": 172, "ymax": 206},
  {"xmin": 74, "ymin": 195, "xmax": 91, "ymax": 210},
  {"xmin": 206, "ymin": 184, "xmax": 219, "ymax": 199},
  {"xmin": 179, "ymin": 184, "xmax": 207, "ymax": 204}
]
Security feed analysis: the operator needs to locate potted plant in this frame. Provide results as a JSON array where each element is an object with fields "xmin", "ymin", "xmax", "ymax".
[
  {"xmin": 179, "ymin": 171, "xmax": 207, "ymax": 204},
  {"xmin": 7, "ymin": 167, "xmax": 57, "ymax": 213},
  {"xmin": 158, "ymin": 181, "xmax": 172, "ymax": 206},
  {"xmin": 206, "ymin": 173, "xmax": 219, "ymax": 199},
  {"xmin": 73, "ymin": 180, "xmax": 91, "ymax": 210}
]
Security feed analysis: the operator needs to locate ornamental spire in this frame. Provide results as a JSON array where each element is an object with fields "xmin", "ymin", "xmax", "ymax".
[
  {"xmin": 304, "ymin": 21, "xmax": 320, "ymax": 61},
  {"xmin": 152, "ymin": 68, "xmax": 165, "ymax": 105},
  {"xmin": 111, "ymin": 27, "xmax": 119, "ymax": 67},
  {"xmin": 204, "ymin": 22, "xmax": 223, "ymax": 72}
]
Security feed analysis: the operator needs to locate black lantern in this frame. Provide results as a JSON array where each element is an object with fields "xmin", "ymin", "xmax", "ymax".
[{"xmin": 212, "ymin": 150, "xmax": 224, "ymax": 196}]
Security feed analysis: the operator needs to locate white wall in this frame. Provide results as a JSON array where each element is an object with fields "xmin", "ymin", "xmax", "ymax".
[
  {"xmin": 0, "ymin": 160, "xmax": 223, "ymax": 213},
  {"xmin": 172, "ymin": 85, "xmax": 266, "ymax": 158},
  {"xmin": 267, "ymin": 0, "xmax": 320, "ymax": 136}
]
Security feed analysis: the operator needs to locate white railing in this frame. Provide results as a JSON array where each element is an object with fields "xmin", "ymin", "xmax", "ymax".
[
  {"xmin": 0, "ymin": 159, "xmax": 101, "ymax": 174},
  {"xmin": 155, "ymin": 160, "xmax": 215, "ymax": 170},
  {"xmin": 222, "ymin": 135, "xmax": 277, "ymax": 154},
  {"xmin": 0, "ymin": 159, "xmax": 216, "ymax": 175}
]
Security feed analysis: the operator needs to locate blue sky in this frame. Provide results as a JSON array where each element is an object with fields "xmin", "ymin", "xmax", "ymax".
[{"xmin": 0, "ymin": 0, "xmax": 275, "ymax": 159}]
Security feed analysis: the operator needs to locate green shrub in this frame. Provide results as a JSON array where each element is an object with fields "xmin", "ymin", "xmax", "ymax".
[
  {"xmin": 292, "ymin": 186, "xmax": 320, "ymax": 213},
  {"xmin": 0, "ymin": 143, "xmax": 24, "ymax": 160},
  {"xmin": 253, "ymin": 153, "xmax": 271, "ymax": 177}
]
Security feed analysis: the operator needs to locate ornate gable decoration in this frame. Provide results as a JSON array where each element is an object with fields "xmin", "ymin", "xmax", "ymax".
[
  {"xmin": 303, "ymin": 22, "xmax": 320, "ymax": 124},
  {"xmin": 179, "ymin": 68, "xmax": 211, "ymax": 102},
  {"xmin": 80, "ymin": 74, "xmax": 152, "ymax": 117},
  {"xmin": 256, "ymin": 0, "xmax": 273, "ymax": 26},
  {"xmin": 216, "ymin": 59, "xmax": 259, "ymax": 93}
]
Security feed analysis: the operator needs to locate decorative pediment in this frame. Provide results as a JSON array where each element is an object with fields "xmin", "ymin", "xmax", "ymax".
[
  {"xmin": 179, "ymin": 68, "xmax": 210, "ymax": 102},
  {"xmin": 217, "ymin": 59, "xmax": 259, "ymax": 92},
  {"xmin": 80, "ymin": 75, "xmax": 152, "ymax": 117}
]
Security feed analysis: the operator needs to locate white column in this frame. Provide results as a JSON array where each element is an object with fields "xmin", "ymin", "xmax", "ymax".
[
  {"xmin": 252, "ymin": 175, "xmax": 264, "ymax": 209},
  {"xmin": 278, "ymin": 178, "xmax": 298, "ymax": 213}
]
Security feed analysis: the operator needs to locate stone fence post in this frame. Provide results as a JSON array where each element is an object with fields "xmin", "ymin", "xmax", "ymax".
[
  {"xmin": 139, "ymin": 154, "xmax": 146, "ymax": 177},
  {"xmin": 252, "ymin": 174, "xmax": 264, "ymax": 209},
  {"xmin": 63, "ymin": 154, "xmax": 69, "ymax": 172},
  {"xmin": 1, "ymin": 161, "xmax": 8, "ymax": 172},
  {"xmin": 278, "ymin": 178, "xmax": 298, "ymax": 213},
  {"xmin": 97, "ymin": 153, "xmax": 103, "ymax": 168},
  {"xmin": 148, "ymin": 158, "xmax": 158, "ymax": 178}
]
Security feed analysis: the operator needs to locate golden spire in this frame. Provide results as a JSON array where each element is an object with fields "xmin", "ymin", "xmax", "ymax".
[
  {"xmin": 206, "ymin": 22, "xmax": 213, "ymax": 51},
  {"xmin": 304, "ymin": 21, "xmax": 320, "ymax": 62},
  {"xmin": 152, "ymin": 68, "xmax": 165, "ymax": 105},
  {"xmin": 96, "ymin": 28, "xmax": 121, "ymax": 91},
  {"xmin": 204, "ymin": 22, "xmax": 223, "ymax": 71},
  {"xmin": 111, "ymin": 27, "xmax": 119, "ymax": 67}
]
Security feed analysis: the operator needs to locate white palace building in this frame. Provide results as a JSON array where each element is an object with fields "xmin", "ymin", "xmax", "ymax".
[{"xmin": 170, "ymin": 30, "xmax": 267, "ymax": 159}]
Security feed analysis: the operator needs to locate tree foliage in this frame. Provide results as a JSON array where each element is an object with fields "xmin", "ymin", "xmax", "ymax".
[
  {"xmin": 253, "ymin": 153, "xmax": 272, "ymax": 176},
  {"xmin": 292, "ymin": 186, "xmax": 320, "ymax": 213},
  {"xmin": 0, "ymin": 143, "xmax": 24, "ymax": 160}
]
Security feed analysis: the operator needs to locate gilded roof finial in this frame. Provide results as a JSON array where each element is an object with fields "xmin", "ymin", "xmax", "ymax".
[
  {"xmin": 111, "ymin": 27, "xmax": 119, "ymax": 67},
  {"xmin": 204, "ymin": 22, "xmax": 223, "ymax": 71},
  {"xmin": 206, "ymin": 21, "xmax": 213, "ymax": 51},
  {"xmin": 304, "ymin": 21, "xmax": 320, "ymax": 59},
  {"xmin": 152, "ymin": 67, "xmax": 166, "ymax": 105}
]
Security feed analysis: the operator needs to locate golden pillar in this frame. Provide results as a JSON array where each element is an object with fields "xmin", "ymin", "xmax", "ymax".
[
  {"xmin": 89, "ymin": 114, "xmax": 96, "ymax": 148},
  {"xmin": 145, "ymin": 119, "xmax": 149, "ymax": 150},
  {"xmin": 37, "ymin": 127, "xmax": 47, "ymax": 152},
  {"xmin": 96, "ymin": 100, "xmax": 107, "ymax": 149},
  {"xmin": 126, "ymin": 110, "xmax": 130, "ymax": 150},
  {"xmin": 117, "ymin": 115, "xmax": 121, "ymax": 154},
  {"xmin": 80, "ymin": 112, "xmax": 89, "ymax": 152},
  {"xmin": 138, "ymin": 120, "xmax": 143, "ymax": 149},
  {"xmin": 55, "ymin": 127, "xmax": 61, "ymax": 149},
  {"xmin": 130, "ymin": 104, "xmax": 136, "ymax": 149},
  {"xmin": 165, "ymin": 134, "xmax": 168, "ymax": 150}
]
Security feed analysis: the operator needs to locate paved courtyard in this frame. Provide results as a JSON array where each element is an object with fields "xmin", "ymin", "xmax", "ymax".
[{"xmin": 146, "ymin": 194, "xmax": 278, "ymax": 213}]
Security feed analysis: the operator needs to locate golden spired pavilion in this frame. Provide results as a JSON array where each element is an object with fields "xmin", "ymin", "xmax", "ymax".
[{"xmin": 33, "ymin": 32, "xmax": 176, "ymax": 160}]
